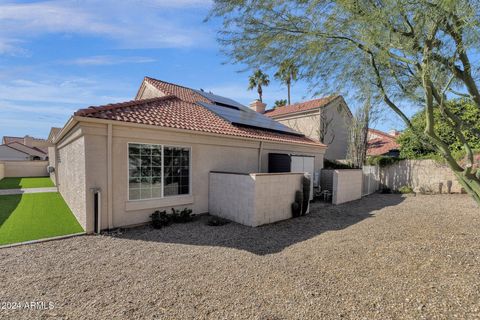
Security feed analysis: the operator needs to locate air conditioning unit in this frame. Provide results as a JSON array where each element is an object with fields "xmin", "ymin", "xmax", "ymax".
[{"xmin": 47, "ymin": 166, "xmax": 55, "ymax": 173}]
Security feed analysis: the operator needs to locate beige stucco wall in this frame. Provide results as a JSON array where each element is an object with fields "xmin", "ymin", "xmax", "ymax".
[
  {"xmin": 1, "ymin": 160, "xmax": 48, "ymax": 177},
  {"xmin": 55, "ymin": 119, "xmax": 325, "ymax": 233},
  {"xmin": 56, "ymin": 127, "xmax": 88, "ymax": 230},
  {"xmin": 332, "ymin": 169, "xmax": 363, "ymax": 205},
  {"xmin": 321, "ymin": 100, "xmax": 351, "ymax": 160},
  {"xmin": 136, "ymin": 82, "xmax": 166, "ymax": 99},
  {"xmin": 277, "ymin": 112, "xmax": 321, "ymax": 141},
  {"xmin": 272, "ymin": 98, "xmax": 352, "ymax": 161},
  {"xmin": 380, "ymin": 160, "xmax": 463, "ymax": 193},
  {"xmin": 0, "ymin": 163, "xmax": 4, "ymax": 180},
  {"xmin": 48, "ymin": 146, "xmax": 57, "ymax": 184},
  {"xmin": 209, "ymin": 172, "xmax": 303, "ymax": 227}
]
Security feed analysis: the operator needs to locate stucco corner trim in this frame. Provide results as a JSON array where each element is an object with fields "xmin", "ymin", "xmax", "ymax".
[{"xmin": 125, "ymin": 195, "xmax": 194, "ymax": 212}]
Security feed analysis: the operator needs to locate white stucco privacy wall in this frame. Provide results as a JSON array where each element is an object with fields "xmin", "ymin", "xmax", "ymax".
[
  {"xmin": 332, "ymin": 169, "xmax": 363, "ymax": 205},
  {"xmin": 209, "ymin": 172, "xmax": 304, "ymax": 227}
]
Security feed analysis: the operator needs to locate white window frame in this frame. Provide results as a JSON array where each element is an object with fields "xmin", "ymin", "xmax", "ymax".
[{"xmin": 127, "ymin": 142, "xmax": 192, "ymax": 201}]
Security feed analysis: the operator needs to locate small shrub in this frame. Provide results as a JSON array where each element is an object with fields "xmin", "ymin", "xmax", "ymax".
[
  {"xmin": 398, "ymin": 186, "xmax": 414, "ymax": 194},
  {"xmin": 324, "ymin": 159, "xmax": 356, "ymax": 169},
  {"xmin": 207, "ymin": 216, "xmax": 230, "ymax": 226},
  {"xmin": 178, "ymin": 208, "xmax": 193, "ymax": 223},
  {"xmin": 366, "ymin": 156, "xmax": 403, "ymax": 167},
  {"xmin": 151, "ymin": 208, "xmax": 193, "ymax": 228},
  {"xmin": 150, "ymin": 210, "xmax": 171, "ymax": 229}
]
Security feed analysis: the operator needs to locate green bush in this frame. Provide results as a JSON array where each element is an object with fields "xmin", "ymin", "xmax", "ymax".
[
  {"xmin": 150, "ymin": 210, "xmax": 171, "ymax": 229},
  {"xmin": 398, "ymin": 186, "xmax": 414, "ymax": 194},
  {"xmin": 366, "ymin": 156, "xmax": 402, "ymax": 167},
  {"xmin": 324, "ymin": 159, "xmax": 356, "ymax": 169},
  {"xmin": 151, "ymin": 207, "xmax": 193, "ymax": 228}
]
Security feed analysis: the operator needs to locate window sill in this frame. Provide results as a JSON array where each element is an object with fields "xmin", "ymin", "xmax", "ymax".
[{"xmin": 125, "ymin": 195, "xmax": 194, "ymax": 212}]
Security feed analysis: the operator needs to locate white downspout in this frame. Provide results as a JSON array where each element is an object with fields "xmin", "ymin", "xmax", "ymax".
[
  {"xmin": 107, "ymin": 124, "xmax": 113, "ymax": 230},
  {"xmin": 258, "ymin": 141, "xmax": 264, "ymax": 172}
]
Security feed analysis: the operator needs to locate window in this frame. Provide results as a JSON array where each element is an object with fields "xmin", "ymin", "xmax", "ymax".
[{"xmin": 128, "ymin": 143, "xmax": 190, "ymax": 200}]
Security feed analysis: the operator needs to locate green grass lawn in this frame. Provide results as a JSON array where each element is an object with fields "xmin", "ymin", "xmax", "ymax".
[
  {"xmin": 0, "ymin": 192, "xmax": 83, "ymax": 246},
  {"xmin": 0, "ymin": 177, "xmax": 55, "ymax": 189}
]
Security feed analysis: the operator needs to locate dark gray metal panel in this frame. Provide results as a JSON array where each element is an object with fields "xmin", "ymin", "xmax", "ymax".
[
  {"xmin": 197, "ymin": 102, "xmax": 303, "ymax": 136},
  {"xmin": 193, "ymin": 90, "xmax": 245, "ymax": 109}
]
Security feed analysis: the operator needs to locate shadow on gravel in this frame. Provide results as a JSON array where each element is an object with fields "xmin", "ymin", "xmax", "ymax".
[{"xmin": 114, "ymin": 194, "xmax": 405, "ymax": 255}]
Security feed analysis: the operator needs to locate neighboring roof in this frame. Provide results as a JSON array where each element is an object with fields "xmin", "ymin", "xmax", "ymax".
[
  {"xmin": 6, "ymin": 141, "xmax": 47, "ymax": 156},
  {"xmin": 264, "ymin": 96, "xmax": 340, "ymax": 118},
  {"xmin": 48, "ymin": 127, "xmax": 62, "ymax": 142},
  {"xmin": 75, "ymin": 93, "xmax": 324, "ymax": 146},
  {"xmin": 2, "ymin": 135, "xmax": 46, "ymax": 144},
  {"xmin": 138, "ymin": 77, "xmax": 211, "ymax": 104},
  {"xmin": 0, "ymin": 144, "xmax": 30, "ymax": 155},
  {"xmin": 367, "ymin": 129, "xmax": 400, "ymax": 156}
]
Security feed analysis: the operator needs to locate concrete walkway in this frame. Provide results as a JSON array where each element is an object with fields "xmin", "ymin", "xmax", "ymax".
[{"xmin": 0, "ymin": 187, "xmax": 58, "ymax": 196}]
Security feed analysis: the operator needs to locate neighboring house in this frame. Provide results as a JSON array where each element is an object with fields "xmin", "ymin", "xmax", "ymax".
[
  {"xmin": 1, "ymin": 135, "xmax": 50, "ymax": 160},
  {"xmin": 263, "ymin": 96, "xmax": 353, "ymax": 160},
  {"xmin": 367, "ymin": 128, "xmax": 401, "ymax": 157},
  {"xmin": 50, "ymin": 77, "xmax": 326, "ymax": 233},
  {"xmin": 0, "ymin": 144, "xmax": 31, "ymax": 160},
  {"xmin": 2, "ymin": 135, "xmax": 50, "ymax": 153}
]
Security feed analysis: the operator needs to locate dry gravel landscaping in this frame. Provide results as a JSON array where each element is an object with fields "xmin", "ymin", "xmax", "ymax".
[{"xmin": 0, "ymin": 194, "xmax": 479, "ymax": 319}]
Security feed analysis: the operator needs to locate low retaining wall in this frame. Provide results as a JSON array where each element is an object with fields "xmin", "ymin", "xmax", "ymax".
[
  {"xmin": 0, "ymin": 161, "xmax": 49, "ymax": 178},
  {"xmin": 209, "ymin": 172, "xmax": 304, "ymax": 227},
  {"xmin": 332, "ymin": 169, "xmax": 363, "ymax": 205},
  {"xmin": 321, "ymin": 169, "xmax": 363, "ymax": 205},
  {"xmin": 380, "ymin": 160, "xmax": 462, "ymax": 194}
]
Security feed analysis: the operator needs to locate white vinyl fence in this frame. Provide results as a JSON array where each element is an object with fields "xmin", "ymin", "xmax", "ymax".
[{"xmin": 362, "ymin": 165, "xmax": 380, "ymax": 196}]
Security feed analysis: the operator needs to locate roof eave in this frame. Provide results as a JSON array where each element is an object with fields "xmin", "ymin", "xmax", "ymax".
[{"xmin": 73, "ymin": 116, "xmax": 327, "ymax": 149}]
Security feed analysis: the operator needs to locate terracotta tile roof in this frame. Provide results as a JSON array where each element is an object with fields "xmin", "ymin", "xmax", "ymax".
[
  {"xmin": 2, "ymin": 135, "xmax": 46, "ymax": 144},
  {"xmin": 264, "ymin": 96, "xmax": 340, "ymax": 118},
  {"xmin": 367, "ymin": 129, "xmax": 400, "ymax": 156},
  {"xmin": 141, "ymin": 77, "xmax": 211, "ymax": 104},
  {"xmin": 75, "ymin": 95, "xmax": 323, "ymax": 146}
]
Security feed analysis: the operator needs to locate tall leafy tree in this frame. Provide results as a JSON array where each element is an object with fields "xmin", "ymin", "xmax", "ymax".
[
  {"xmin": 248, "ymin": 69, "xmax": 270, "ymax": 102},
  {"xmin": 210, "ymin": 0, "xmax": 480, "ymax": 205},
  {"xmin": 274, "ymin": 59, "xmax": 298, "ymax": 105},
  {"xmin": 398, "ymin": 99, "xmax": 480, "ymax": 159}
]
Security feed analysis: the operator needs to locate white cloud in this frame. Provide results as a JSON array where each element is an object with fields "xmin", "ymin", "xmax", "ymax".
[
  {"xmin": 0, "ymin": 78, "xmax": 130, "ymax": 105},
  {"xmin": 66, "ymin": 55, "xmax": 156, "ymax": 66},
  {"xmin": 0, "ymin": 0, "xmax": 214, "ymax": 54}
]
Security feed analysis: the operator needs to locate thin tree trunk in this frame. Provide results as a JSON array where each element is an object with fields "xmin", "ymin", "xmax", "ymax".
[
  {"xmin": 287, "ymin": 80, "xmax": 291, "ymax": 105},
  {"xmin": 454, "ymin": 172, "xmax": 480, "ymax": 206},
  {"xmin": 258, "ymin": 84, "xmax": 262, "ymax": 102}
]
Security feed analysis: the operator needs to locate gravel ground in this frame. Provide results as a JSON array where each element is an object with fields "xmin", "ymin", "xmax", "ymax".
[{"xmin": 0, "ymin": 194, "xmax": 479, "ymax": 319}]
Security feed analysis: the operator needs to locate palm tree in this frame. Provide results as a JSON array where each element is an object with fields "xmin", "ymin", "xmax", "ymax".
[
  {"xmin": 274, "ymin": 99, "xmax": 287, "ymax": 108},
  {"xmin": 248, "ymin": 69, "xmax": 270, "ymax": 102},
  {"xmin": 274, "ymin": 60, "xmax": 298, "ymax": 105}
]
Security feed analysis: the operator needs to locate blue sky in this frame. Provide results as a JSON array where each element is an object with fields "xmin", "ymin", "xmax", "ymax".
[{"xmin": 0, "ymin": 0, "xmax": 409, "ymax": 139}]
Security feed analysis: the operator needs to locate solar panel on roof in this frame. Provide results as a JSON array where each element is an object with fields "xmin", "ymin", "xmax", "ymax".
[
  {"xmin": 193, "ymin": 90, "xmax": 246, "ymax": 109},
  {"xmin": 197, "ymin": 102, "xmax": 303, "ymax": 136}
]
